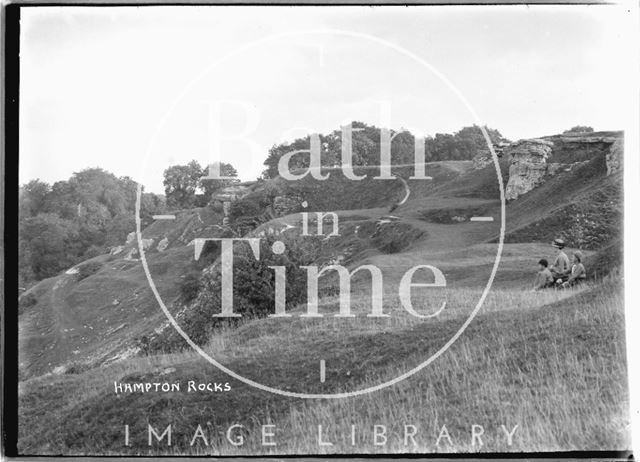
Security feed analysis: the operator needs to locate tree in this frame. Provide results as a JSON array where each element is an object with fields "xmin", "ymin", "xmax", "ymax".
[
  {"xmin": 19, "ymin": 213, "xmax": 81, "ymax": 280},
  {"xmin": 199, "ymin": 162, "xmax": 239, "ymax": 198},
  {"xmin": 262, "ymin": 136, "xmax": 323, "ymax": 180},
  {"xmin": 260, "ymin": 122, "xmax": 508, "ymax": 179},
  {"xmin": 19, "ymin": 179, "xmax": 51, "ymax": 217},
  {"xmin": 163, "ymin": 160, "xmax": 204, "ymax": 209},
  {"xmin": 19, "ymin": 167, "xmax": 167, "ymax": 285},
  {"xmin": 424, "ymin": 125, "xmax": 506, "ymax": 161}
]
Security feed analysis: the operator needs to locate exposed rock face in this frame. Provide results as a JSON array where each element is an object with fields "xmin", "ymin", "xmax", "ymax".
[
  {"xmin": 211, "ymin": 184, "xmax": 252, "ymax": 228},
  {"xmin": 541, "ymin": 131, "xmax": 622, "ymax": 164},
  {"xmin": 472, "ymin": 149, "xmax": 492, "ymax": 170},
  {"xmin": 211, "ymin": 184, "xmax": 251, "ymax": 203},
  {"xmin": 156, "ymin": 237, "xmax": 169, "ymax": 252},
  {"xmin": 124, "ymin": 248, "xmax": 138, "ymax": 261},
  {"xmin": 109, "ymin": 245, "xmax": 124, "ymax": 255},
  {"xmin": 606, "ymin": 138, "xmax": 623, "ymax": 175},
  {"xmin": 504, "ymin": 139, "xmax": 553, "ymax": 201},
  {"xmin": 126, "ymin": 232, "xmax": 136, "ymax": 245},
  {"xmin": 547, "ymin": 163, "xmax": 563, "ymax": 177}
]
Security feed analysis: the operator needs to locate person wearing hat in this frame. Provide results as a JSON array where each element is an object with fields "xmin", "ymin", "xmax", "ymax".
[
  {"xmin": 550, "ymin": 238, "xmax": 571, "ymax": 282},
  {"xmin": 562, "ymin": 251, "xmax": 587, "ymax": 288}
]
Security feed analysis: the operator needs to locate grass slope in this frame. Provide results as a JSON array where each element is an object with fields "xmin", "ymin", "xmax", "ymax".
[
  {"xmin": 17, "ymin": 137, "xmax": 627, "ymax": 455},
  {"xmin": 18, "ymin": 207, "xmax": 226, "ymax": 379},
  {"xmin": 18, "ymin": 282, "xmax": 628, "ymax": 455}
]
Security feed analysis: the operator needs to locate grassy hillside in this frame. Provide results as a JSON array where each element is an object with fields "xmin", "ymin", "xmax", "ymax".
[
  {"xmin": 18, "ymin": 281, "xmax": 628, "ymax": 455},
  {"xmin": 17, "ymin": 133, "xmax": 628, "ymax": 455},
  {"xmin": 19, "ymin": 207, "xmax": 227, "ymax": 379}
]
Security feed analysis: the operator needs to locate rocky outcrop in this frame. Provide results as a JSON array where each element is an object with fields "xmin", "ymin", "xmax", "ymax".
[
  {"xmin": 211, "ymin": 184, "xmax": 251, "ymax": 203},
  {"xmin": 156, "ymin": 237, "xmax": 169, "ymax": 252},
  {"xmin": 606, "ymin": 138, "xmax": 623, "ymax": 176},
  {"xmin": 472, "ymin": 149, "xmax": 492, "ymax": 170},
  {"xmin": 471, "ymin": 142, "xmax": 510, "ymax": 170},
  {"xmin": 546, "ymin": 163, "xmax": 563, "ymax": 177},
  {"xmin": 211, "ymin": 184, "xmax": 252, "ymax": 227},
  {"xmin": 504, "ymin": 139, "xmax": 553, "ymax": 201},
  {"xmin": 109, "ymin": 245, "xmax": 124, "ymax": 255},
  {"xmin": 541, "ymin": 131, "xmax": 622, "ymax": 164}
]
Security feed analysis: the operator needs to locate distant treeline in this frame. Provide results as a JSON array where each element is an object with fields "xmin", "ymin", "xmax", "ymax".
[
  {"xmin": 261, "ymin": 123, "xmax": 507, "ymax": 179},
  {"xmin": 18, "ymin": 123, "xmax": 505, "ymax": 287},
  {"xmin": 19, "ymin": 169, "xmax": 166, "ymax": 286}
]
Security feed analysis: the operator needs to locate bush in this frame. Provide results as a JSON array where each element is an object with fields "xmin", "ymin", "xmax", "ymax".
[
  {"xmin": 76, "ymin": 261, "xmax": 103, "ymax": 281},
  {"xmin": 209, "ymin": 201, "xmax": 224, "ymax": 213},
  {"xmin": 563, "ymin": 126, "xmax": 594, "ymax": 134},
  {"xmin": 372, "ymin": 222, "xmax": 425, "ymax": 254},
  {"xmin": 180, "ymin": 271, "xmax": 202, "ymax": 303},
  {"xmin": 143, "ymin": 234, "xmax": 323, "ymax": 353},
  {"xmin": 82, "ymin": 245, "xmax": 105, "ymax": 259},
  {"xmin": 229, "ymin": 197, "xmax": 262, "ymax": 221},
  {"xmin": 19, "ymin": 292, "xmax": 38, "ymax": 313},
  {"xmin": 150, "ymin": 260, "xmax": 170, "ymax": 275}
]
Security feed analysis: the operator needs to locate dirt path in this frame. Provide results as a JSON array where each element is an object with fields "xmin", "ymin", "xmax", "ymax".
[{"xmin": 19, "ymin": 273, "xmax": 89, "ymax": 377}]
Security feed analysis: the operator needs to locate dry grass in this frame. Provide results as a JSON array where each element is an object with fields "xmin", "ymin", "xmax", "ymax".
[{"xmin": 18, "ymin": 281, "xmax": 629, "ymax": 455}]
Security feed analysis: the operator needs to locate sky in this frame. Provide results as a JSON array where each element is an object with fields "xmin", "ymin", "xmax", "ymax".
[{"xmin": 19, "ymin": 4, "xmax": 636, "ymax": 193}]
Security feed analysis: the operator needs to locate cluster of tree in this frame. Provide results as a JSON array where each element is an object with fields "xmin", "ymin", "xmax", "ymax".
[
  {"xmin": 261, "ymin": 123, "xmax": 507, "ymax": 179},
  {"xmin": 19, "ymin": 168, "xmax": 165, "ymax": 285},
  {"xmin": 163, "ymin": 161, "xmax": 238, "ymax": 209}
]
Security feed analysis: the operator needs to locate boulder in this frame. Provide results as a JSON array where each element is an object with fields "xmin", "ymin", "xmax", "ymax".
[
  {"xmin": 156, "ymin": 237, "xmax": 169, "ymax": 252},
  {"xmin": 504, "ymin": 139, "xmax": 553, "ymax": 201},
  {"xmin": 109, "ymin": 245, "xmax": 124, "ymax": 256},
  {"xmin": 606, "ymin": 138, "xmax": 623, "ymax": 176},
  {"xmin": 124, "ymin": 248, "xmax": 138, "ymax": 261}
]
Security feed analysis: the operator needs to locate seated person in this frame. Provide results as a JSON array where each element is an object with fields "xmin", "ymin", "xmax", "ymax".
[
  {"xmin": 562, "ymin": 251, "xmax": 587, "ymax": 288},
  {"xmin": 533, "ymin": 258, "xmax": 554, "ymax": 291},
  {"xmin": 550, "ymin": 238, "xmax": 571, "ymax": 281}
]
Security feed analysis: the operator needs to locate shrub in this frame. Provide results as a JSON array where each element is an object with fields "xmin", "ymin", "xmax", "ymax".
[
  {"xmin": 19, "ymin": 292, "xmax": 38, "ymax": 313},
  {"xmin": 563, "ymin": 126, "xmax": 594, "ymax": 134},
  {"xmin": 229, "ymin": 197, "xmax": 262, "ymax": 221},
  {"xmin": 143, "ymin": 233, "xmax": 322, "ymax": 353},
  {"xmin": 209, "ymin": 201, "xmax": 224, "ymax": 213},
  {"xmin": 76, "ymin": 261, "xmax": 103, "ymax": 281},
  {"xmin": 180, "ymin": 271, "xmax": 202, "ymax": 303},
  {"xmin": 150, "ymin": 260, "xmax": 171, "ymax": 275},
  {"xmin": 82, "ymin": 245, "xmax": 105, "ymax": 259},
  {"xmin": 372, "ymin": 222, "xmax": 425, "ymax": 253}
]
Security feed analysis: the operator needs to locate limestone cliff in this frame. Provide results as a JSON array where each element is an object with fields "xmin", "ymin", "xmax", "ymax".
[
  {"xmin": 502, "ymin": 131, "xmax": 623, "ymax": 201},
  {"xmin": 504, "ymin": 139, "xmax": 553, "ymax": 200},
  {"xmin": 606, "ymin": 138, "xmax": 623, "ymax": 176}
]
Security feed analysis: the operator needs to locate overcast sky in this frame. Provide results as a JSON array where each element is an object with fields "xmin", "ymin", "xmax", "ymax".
[{"xmin": 20, "ymin": 5, "xmax": 635, "ymax": 193}]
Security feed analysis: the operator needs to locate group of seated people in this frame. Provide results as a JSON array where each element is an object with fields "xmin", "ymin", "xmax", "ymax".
[{"xmin": 533, "ymin": 238, "xmax": 587, "ymax": 291}]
